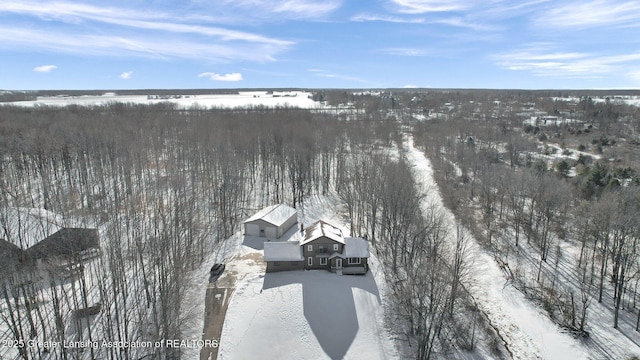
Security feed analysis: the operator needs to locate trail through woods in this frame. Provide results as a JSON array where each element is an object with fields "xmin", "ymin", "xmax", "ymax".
[{"xmin": 403, "ymin": 135, "xmax": 589, "ymax": 360}]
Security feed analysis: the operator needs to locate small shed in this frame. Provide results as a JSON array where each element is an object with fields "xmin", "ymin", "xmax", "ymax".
[{"xmin": 243, "ymin": 204, "xmax": 297, "ymax": 239}]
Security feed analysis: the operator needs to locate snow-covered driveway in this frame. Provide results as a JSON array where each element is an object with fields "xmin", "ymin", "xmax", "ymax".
[{"xmin": 219, "ymin": 265, "xmax": 396, "ymax": 359}]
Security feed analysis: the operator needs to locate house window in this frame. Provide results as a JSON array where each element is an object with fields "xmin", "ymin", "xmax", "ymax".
[
  {"xmin": 307, "ymin": 245, "xmax": 313, "ymax": 252},
  {"xmin": 307, "ymin": 257, "xmax": 313, "ymax": 266},
  {"xmin": 348, "ymin": 257, "xmax": 361, "ymax": 265},
  {"xmin": 318, "ymin": 244, "xmax": 328, "ymax": 253},
  {"xmin": 320, "ymin": 258, "xmax": 327, "ymax": 266},
  {"xmin": 333, "ymin": 244, "xmax": 339, "ymax": 251}
]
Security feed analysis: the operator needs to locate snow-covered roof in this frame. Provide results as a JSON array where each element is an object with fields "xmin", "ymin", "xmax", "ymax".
[
  {"xmin": 264, "ymin": 241, "xmax": 304, "ymax": 262},
  {"xmin": 244, "ymin": 204, "xmax": 297, "ymax": 227},
  {"xmin": 344, "ymin": 237, "xmax": 370, "ymax": 258},
  {"xmin": 300, "ymin": 220, "xmax": 344, "ymax": 245}
]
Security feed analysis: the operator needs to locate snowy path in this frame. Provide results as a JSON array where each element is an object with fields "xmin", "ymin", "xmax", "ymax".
[{"xmin": 403, "ymin": 135, "xmax": 590, "ymax": 360}]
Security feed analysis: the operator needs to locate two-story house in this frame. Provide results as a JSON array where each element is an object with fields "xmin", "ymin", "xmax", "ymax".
[
  {"xmin": 264, "ymin": 220, "xmax": 369, "ymax": 275},
  {"xmin": 301, "ymin": 220, "xmax": 344, "ymax": 270}
]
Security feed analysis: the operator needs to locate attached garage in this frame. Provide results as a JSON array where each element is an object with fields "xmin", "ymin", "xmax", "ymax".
[
  {"xmin": 264, "ymin": 241, "xmax": 304, "ymax": 272},
  {"xmin": 243, "ymin": 204, "xmax": 297, "ymax": 240}
]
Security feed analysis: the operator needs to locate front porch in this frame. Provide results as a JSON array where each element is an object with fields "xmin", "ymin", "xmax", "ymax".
[{"xmin": 329, "ymin": 254, "xmax": 368, "ymax": 275}]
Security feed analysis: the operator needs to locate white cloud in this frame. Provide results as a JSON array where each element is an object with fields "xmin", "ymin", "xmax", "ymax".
[
  {"xmin": 198, "ymin": 72, "xmax": 243, "ymax": 81},
  {"xmin": 33, "ymin": 64, "xmax": 57, "ymax": 72},
  {"xmin": 479, "ymin": 0, "xmax": 551, "ymax": 19},
  {"xmin": 352, "ymin": 11, "xmax": 496, "ymax": 31},
  {"xmin": 222, "ymin": 0, "xmax": 341, "ymax": 19},
  {"xmin": 403, "ymin": 84, "xmax": 418, "ymax": 88},
  {"xmin": 307, "ymin": 69, "xmax": 371, "ymax": 84},
  {"xmin": 390, "ymin": 0, "xmax": 470, "ymax": 14},
  {"xmin": 629, "ymin": 70, "xmax": 640, "ymax": 83},
  {"xmin": 536, "ymin": 0, "xmax": 640, "ymax": 28},
  {"xmin": 0, "ymin": 1, "xmax": 291, "ymax": 45},
  {"xmin": 493, "ymin": 44, "xmax": 640, "ymax": 79},
  {"xmin": 0, "ymin": 1, "xmax": 293, "ymax": 62},
  {"xmin": 0, "ymin": 26, "xmax": 288, "ymax": 62},
  {"xmin": 273, "ymin": 0, "xmax": 341, "ymax": 17},
  {"xmin": 119, "ymin": 71, "xmax": 133, "ymax": 79},
  {"xmin": 350, "ymin": 13, "xmax": 426, "ymax": 23},
  {"xmin": 379, "ymin": 47, "xmax": 430, "ymax": 56},
  {"xmin": 434, "ymin": 17, "xmax": 498, "ymax": 31}
]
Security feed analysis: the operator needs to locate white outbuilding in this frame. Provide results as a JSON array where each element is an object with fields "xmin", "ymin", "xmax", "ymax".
[{"xmin": 243, "ymin": 204, "xmax": 297, "ymax": 239}]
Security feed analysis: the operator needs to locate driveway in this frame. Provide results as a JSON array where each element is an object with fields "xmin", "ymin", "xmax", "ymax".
[{"xmin": 200, "ymin": 252, "xmax": 266, "ymax": 360}]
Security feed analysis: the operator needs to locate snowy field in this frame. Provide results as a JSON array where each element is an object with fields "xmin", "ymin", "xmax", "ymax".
[
  {"xmin": 4, "ymin": 91, "xmax": 322, "ymax": 109},
  {"xmin": 554, "ymin": 96, "xmax": 640, "ymax": 107}
]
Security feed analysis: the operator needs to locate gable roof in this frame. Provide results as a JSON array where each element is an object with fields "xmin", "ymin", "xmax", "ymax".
[
  {"xmin": 344, "ymin": 237, "xmax": 370, "ymax": 258},
  {"xmin": 300, "ymin": 220, "xmax": 344, "ymax": 245},
  {"xmin": 244, "ymin": 204, "xmax": 297, "ymax": 227},
  {"xmin": 26, "ymin": 228, "xmax": 99, "ymax": 260},
  {"xmin": 0, "ymin": 207, "xmax": 62, "ymax": 248},
  {"xmin": 264, "ymin": 241, "xmax": 304, "ymax": 262}
]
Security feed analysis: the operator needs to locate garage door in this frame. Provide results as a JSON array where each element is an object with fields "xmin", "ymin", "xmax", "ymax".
[{"xmin": 245, "ymin": 223, "xmax": 260, "ymax": 236}]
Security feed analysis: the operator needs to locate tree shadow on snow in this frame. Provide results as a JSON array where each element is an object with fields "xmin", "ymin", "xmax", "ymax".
[{"xmin": 263, "ymin": 270, "xmax": 381, "ymax": 360}]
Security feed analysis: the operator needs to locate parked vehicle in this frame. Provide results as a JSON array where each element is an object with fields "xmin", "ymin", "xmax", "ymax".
[{"xmin": 209, "ymin": 263, "xmax": 225, "ymax": 282}]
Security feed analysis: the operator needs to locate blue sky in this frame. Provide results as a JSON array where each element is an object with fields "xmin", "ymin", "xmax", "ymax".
[{"xmin": 2, "ymin": 0, "xmax": 640, "ymax": 90}]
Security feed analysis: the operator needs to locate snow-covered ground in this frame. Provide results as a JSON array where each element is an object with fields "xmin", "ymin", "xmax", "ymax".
[
  {"xmin": 198, "ymin": 194, "xmax": 398, "ymax": 360},
  {"xmin": 403, "ymin": 135, "xmax": 591, "ymax": 360},
  {"xmin": 525, "ymin": 142, "xmax": 602, "ymax": 174},
  {"xmin": 5, "ymin": 91, "xmax": 321, "ymax": 109},
  {"xmin": 219, "ymin": 266, "xmax": 395, "ymax": 360},
  {"xmin": 523, "ymin": 117, "xmax": 585, "ymax": 128},
  {"xmin": 175, "ymin": 194, "xmax": 398, "ymax": 359},
  {"xmin": 543, "ymin": 143, "xmax": 601, "ymax": 162},
  {"xmin": 554, "ymin": 96, "xmax": 640, "ymax": 107}
]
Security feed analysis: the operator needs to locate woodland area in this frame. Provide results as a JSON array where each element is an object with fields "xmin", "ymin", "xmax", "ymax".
[
  {"xmin": 1, "ymin": 89, "xmax": 640, "ymax": 359},
  {"xmin": 0, "ymin": 100, "xmax": 492, "ymax": 360},
  {"xmin": 410, "ymin": 91, "xmax": 640, "ymax": 357}
]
